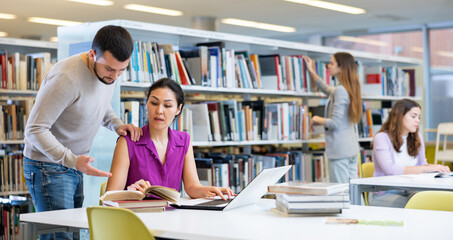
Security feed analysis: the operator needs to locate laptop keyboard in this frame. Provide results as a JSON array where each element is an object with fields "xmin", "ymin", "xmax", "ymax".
[{"xmin": 196, "ymin": 198, "xmax": 233, "ymax": 206}]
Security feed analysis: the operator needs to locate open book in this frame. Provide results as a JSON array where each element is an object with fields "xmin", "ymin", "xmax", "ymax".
[{"xmin": 100, "ymin": 185, "xmax": 180, "ymax": 205}]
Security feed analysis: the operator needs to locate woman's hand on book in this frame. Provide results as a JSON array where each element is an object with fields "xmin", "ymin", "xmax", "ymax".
[
  {"xmin": 127, "ymin": 179, "xmax": 151, "ymax": 193},
  {"xmin": 201, "ymin": 186, "xmax": 235, "ymax": 200}
]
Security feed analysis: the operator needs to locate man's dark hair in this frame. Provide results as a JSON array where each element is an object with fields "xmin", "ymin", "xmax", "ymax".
[{"xmin": 91, "ymin": 25, "xmax": 133, "ymax": 62}]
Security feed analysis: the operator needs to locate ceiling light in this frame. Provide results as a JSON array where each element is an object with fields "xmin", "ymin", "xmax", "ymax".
[
  {"xmin": 50, "ymin": 37, "xmax": 58, "ymax": 42},
  {"xmin": 221, "ymin": 18, "xmax": 296, "ymax": 33},
  {"xmin": 28, "ymin": 17, "xmax": 82, "ymax": 26},
  {"xmin": 338, "ymin": 36, "xmax": 387, "ymax": 47},
  {"xmin": 124, "ymin": 4, "xmax": 183, "ymax": 16},
  {"xmin": 0, "ymin": 32, "xmax": 7, "ymax": 37},
  {"xmin": 437, "ymin": 51, "xmax": 453, "ymax": 58},
  {"xmin": 285, "ymin": 0, "xmax": 366, "ymax": 15},
  {"xmin": 0, "ymin": 13, "xmax": 17, "ymax": 19},
  {"xmin": 411, "ymin": 47, "xmax": 423, "ymax": 53},
  {"xmin": 67, "ymin": 0, "xmax": 113, "ymax": 6}
]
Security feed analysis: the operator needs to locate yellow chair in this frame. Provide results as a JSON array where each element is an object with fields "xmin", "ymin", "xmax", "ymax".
[
  {"xmin": 87, "ymin": 206, "xmax": 156, "ymax": 240},
  {"xmin": 99, "ymin": 181, "xmax": 107, "ymax": 206},
  {"xmin": 405, "ymin": 191, "xmax": 453, "ymax": 211},
  {"xmin": 361, "ymin": 162, "xmax": 374, "ymax": 206},
  {"xmin": 434, "ymin": 122, "xmax": 453, "ymax": 165}
]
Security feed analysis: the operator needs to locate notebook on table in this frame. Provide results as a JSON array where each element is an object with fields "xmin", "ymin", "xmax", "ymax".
[{"xmin": 171, "ymin": 165, "xmax": 291, "ymax": 211}]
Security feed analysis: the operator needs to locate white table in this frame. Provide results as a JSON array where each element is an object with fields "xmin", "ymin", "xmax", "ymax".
[
  {"xmin": 350, "ymin": 173, "xmax": 453, "ymax": 205},
  {"xmin": 20, "ymin": 199, "xmax": 453, "ymax": 240}
]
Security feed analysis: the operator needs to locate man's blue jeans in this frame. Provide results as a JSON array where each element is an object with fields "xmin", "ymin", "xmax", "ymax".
[{"xmin": 23, "ymin": 157, "xmax": 84, "ymax": 240}]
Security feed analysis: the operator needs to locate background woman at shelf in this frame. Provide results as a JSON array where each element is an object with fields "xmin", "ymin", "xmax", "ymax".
[
  {"xmin": 106, "ymin": 78, "xmax": 234, "ymax": 199},
  {"xmin": 370, "ymin": 98, "xmax": 450, "ymax": 208},
  {"xmin": 303, "ymin": 52, "xmax": 362, "ymax": 183}
]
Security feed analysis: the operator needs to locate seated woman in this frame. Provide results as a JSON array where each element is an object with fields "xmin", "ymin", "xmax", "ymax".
[
  {"xmin": 370, "ymin": 98, "xmax": 450, "ymax": 208},
  {"xmin": 106, "ymin": 78, "xmax": 234, "ymax": 200}
]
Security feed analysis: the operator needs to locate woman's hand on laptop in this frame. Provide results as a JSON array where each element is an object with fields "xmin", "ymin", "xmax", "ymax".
[{"xmin": 201, "ymin": 186, "xmax": 235, "ymax": 200}]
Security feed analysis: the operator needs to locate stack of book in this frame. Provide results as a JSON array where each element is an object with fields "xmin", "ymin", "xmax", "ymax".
[
  {"xmin": 102, "ymin": 199, "xmax": 168, "ymax": 213},
  {"xmin": 100, "ymin": 185, "xmax": 180, "ymax": 213},
  {"xmin": 268, "ymin": 181, "xmax": 349, "ymax": 214}
]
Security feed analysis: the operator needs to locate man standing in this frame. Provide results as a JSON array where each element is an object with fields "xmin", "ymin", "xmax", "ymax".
[{"xmin": 23, "ymin": 25, "xmax": 141, "ymax": 239}]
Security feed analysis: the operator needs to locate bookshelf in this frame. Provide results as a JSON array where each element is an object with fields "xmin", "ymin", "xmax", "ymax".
[
  {"xmin": 0, "ymin": 37, "xmax": 57, "ymax": 193},
  {"xmin": 57, "ymin": 19, "xmax": 422, "ymax": 205},
  {"xmin": 0, "ymin": 37, "xmax": 57, "ymax": 240}
]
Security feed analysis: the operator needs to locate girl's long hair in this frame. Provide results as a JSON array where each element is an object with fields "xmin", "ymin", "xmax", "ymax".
[
  {"xmin": 379, "ymin": 99, "xmax": 421, "ymax": 156},
  {"xmin": 334, "ymin": 52, "xmax": 362, "ymax": 123}
]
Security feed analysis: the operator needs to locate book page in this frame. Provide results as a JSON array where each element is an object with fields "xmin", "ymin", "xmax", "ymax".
[
  {"xmin": 145, "ymin": 186, "xmax": 180, "ymax": 204},
  {"xmin": 100, "ymin": 190, "xmax": 144, "ymax": 202}
]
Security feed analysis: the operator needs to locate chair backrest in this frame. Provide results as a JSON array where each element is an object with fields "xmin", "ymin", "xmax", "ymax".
[
  {"xmin": 361, "ymin": 162, "xmax": 374, "ymax": 178},
  {"xmin": 99, "ymin": 181, "xmax": 107, "ymax": 206},
  {"xmin": 405, "ymin": 191, "xmax": 453, "ymax": 211},
  {"xmin": 434, "ymin": 122, "xmax": 453, "ymax": 164},
  {"xmin": 87, "ymin": 207, "xmax": 155, "ymax": 240}
]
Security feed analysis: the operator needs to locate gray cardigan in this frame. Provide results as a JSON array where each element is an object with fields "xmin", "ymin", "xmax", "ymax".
[
  {"xmin": 24, "ymin": 53, "xmax": 124, "ymax": 169},
  {"xmin": 315, "ymin": 78, "xmax": 359, "ymax": 160}
]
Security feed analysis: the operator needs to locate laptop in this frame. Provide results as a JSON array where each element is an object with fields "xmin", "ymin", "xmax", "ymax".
[{"xmin": 171, "ymin": 165, "xmax": 291, "ymax": 211}]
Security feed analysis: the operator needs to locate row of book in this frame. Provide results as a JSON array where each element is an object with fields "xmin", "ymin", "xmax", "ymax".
[
  {"xmin": 121, "ymin": 99, "xmax": 315, "ymax": 142},
  {"xmin": 362, "ymin": 66, "xmax": 416, "ymax": 97},
  {"xmin": 0, "ymin": 50, "xmax": 54, "ymax": 91},
  {"xmin": 0, "ymin": 101, "xmax": 33, "ymax": 141},
  {"xmin": 124, "ymin": 40, "xmax": 418, "ymax": 97},
  {"xmin": 0, "ymin": 151, "xmax": 27, "ymax": 193},
  {"xmin": 193, "ymin": 151, "xmax": 328, "ymax": 193},
  {"xmin": 124, "ymin": 40, "xmax": 331, "ymax": 92},
  {"xmin": 0, "ymin": 196, "xmax": 31, "ymax": 240},
  {"xmin": 268, "ymin": 182, "xmax": 349, "ymax": 214},
  {"xmin": 357, "ymin": 102, "xmax": 391, "ymax": 138}
]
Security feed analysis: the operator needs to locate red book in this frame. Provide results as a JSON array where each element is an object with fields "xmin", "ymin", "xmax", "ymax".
[
  {"xmin": 175, "ymin": 52, "xmax": 190, "ymax": 85},
  {"xmin": 366, "ymin": 74, "xmax": 381, "ymax": 84},
  {"xmin": 0, "ymin": 50, "xmax": 7, "ymax": 89}
]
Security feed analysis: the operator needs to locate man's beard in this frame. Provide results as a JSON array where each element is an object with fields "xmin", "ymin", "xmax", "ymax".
[{"xmin": 94, "ymin": 62, "xmax": 115, "ymax": 85}]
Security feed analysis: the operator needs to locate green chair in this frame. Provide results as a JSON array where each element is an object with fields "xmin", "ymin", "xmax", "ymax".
[
  {"xmin": 86, "ymin": 206, "xmax": 156, "ymax": 240},
  {"xmin": 405, "ymin": 191, "xmax": 453, "ymax": 211},
  {"xmin": 99, "ymin": 181, "xmax": 107, "ymax": 206},
  {"xmin": 361, "ymin": 162, "xmax": 374, "ymax": 206}
]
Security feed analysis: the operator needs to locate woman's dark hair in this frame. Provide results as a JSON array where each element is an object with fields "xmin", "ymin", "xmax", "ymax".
[
  {"xmin": 379, "ymin": 98, "xmax": 421, "ymax": 156},
  {"xmin": 147, "ymin": 78, "xmax": 184, "ymax": 116},
  {"xmin": 91, "ymin": 25, "xmax": 133, "ymax": 62}
]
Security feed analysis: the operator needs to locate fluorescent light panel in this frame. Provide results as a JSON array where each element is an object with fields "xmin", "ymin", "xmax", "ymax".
[
  {"xmin": 67, "ymin": 0, "xmax": 113, "ymax": 6},
  {"xmin": 124, "ymin": 4, "xmax": 183, "ymax": 16},
  {"xmin": 221, "ymin": 18, "xmax": 296, "ymax": 33},
  {"xmin": 338, "ymin": 36, "xmax": 387, "ymax": 47},
  {"xmin": 285, "ymin": 0, "xmax": 365, "ymax": 14},
  {"xmin": 0, "ymin": 32, "xmax": 7, "ymax": 37},
  {"xmin": 0, "ymin": 13, "xmax": 17, "ymax": 19},
  {"xmin": 28, "ymin": 17, "xmax": 82, "ymax": 26}
]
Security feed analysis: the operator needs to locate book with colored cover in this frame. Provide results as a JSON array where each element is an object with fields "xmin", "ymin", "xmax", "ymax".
[
  {"xmin": 100, "ymin": 185, "xmax": 180, "ymax": 204},
  {"xmin": 275, "ymin": 192, "xmax": 349, "ymax": 202},
  {"xmin": 268, "ymin": 181, "xmax": 348, "ymax": 195},
  {"xmin": 102, "ymin": 199, "xmax": 168, "ymax": 208},
  {"xmin": 277, "ymin": 199, "xmax": 349, "ymax": 209},
  {"xmin": 274, "ymin": 201, "xmax": 342, "ymax": 215}
]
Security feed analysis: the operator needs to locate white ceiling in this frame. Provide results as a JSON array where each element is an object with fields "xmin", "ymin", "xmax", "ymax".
[{"xmin": 1, "ymin": 0, "xmax": 453, "ymax": 42}]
